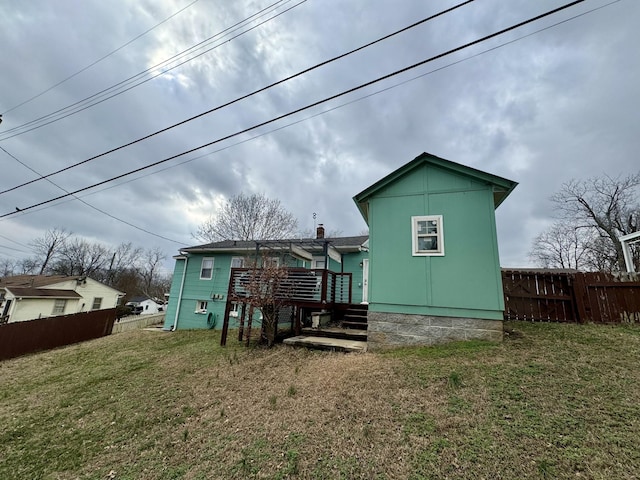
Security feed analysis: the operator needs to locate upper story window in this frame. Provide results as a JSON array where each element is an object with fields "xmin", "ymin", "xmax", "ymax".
[
  {"xmin": 200, "ymin": 257, "xmax": 214, "ymax": 280},
  {"xmin": 411, "ymin": 215, "xmax": 444, "ymax": 256}
]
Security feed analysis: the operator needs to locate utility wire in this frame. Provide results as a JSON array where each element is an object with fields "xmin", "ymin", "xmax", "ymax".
[
  {"xmin": 4, "ymin": 0, "xmax": 613, "ymax": 222},
  {"xmin": 0, "ymin": 0, "xmax": 297, "ymax": 139},
  {"xmin": 1, "ymin": 0, "xmax": 200, "ymax": 115},
  {"xmin": 0, "ymin": 146, "xmax": 187, "ymax": 245},
  {"xmin": 0, "ymin": 0, "xmax": 585, "ymax": 220},
  {"xmin": 6, "ymin": 0, "xmax": 622, "ymax": 223},
  {"xmin": 0, "ymin": 0, "xmax": 475, "ymax": 195},
  {"xmin": 7, "ymin": 0, "xmax": 620, "ymax": 226}
]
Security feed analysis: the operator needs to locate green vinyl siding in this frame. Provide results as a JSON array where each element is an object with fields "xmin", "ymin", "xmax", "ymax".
[
  {"xmin": 341, "ymin": 250, "xmax": 368, "ymax": 304},
  {"xmin": 365, "ymin": 162, "xmax": 507, "ymax": 320},
  {"xmin": 164, "ymin": 253, "xmax": 263, "ymax": 331},
  {"xmin": 162, "ymin": 258, "xmax": 186, "ymax": 330},
  {"xmin": 165, "ymin": 248, "xmax": 368, "ymax": 330}
]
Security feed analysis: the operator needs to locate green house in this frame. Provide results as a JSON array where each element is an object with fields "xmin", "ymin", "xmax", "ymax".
[
  {"xmin": 162, "ymin": 231, "xmax": 369, "ymax": 331},
  {"xmin": 353, "ymin": 152, "xmax": 517, "ymax": 349}
]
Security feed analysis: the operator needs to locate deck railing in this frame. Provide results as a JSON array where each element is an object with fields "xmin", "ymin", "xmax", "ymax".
[{"xmin": 228, "ymin": 267, "xmax": 352, "ymax": 306}]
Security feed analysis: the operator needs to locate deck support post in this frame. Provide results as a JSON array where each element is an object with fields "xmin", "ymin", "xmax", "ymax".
[
  {"xmin": 245, "ymin": 305, "xmax": 254, "ymax": 346},
  {"xmin": 220, "ymin": 299, "xmax": 232, "ymax": 346},
  {"xmin": 238, "ymin": 302, "xmax": 247, "ymax": 342}
]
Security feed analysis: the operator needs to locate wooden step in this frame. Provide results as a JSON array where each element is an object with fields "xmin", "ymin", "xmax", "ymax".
[
  {"xmin": 341, "ymin": 321, "xmax": 367, "ymax": 330},
  {"xmin": 283, "ymin": 335, "xmax": 367, "ymax": 352},
  {"xmin": 301, "ymin": 327, "xmax": 366, "ymax": 342}
]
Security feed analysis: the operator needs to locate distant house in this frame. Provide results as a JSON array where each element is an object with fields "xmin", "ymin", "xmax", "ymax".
[
  {"xmin": 353, "ymin": 152, "xmax": 517, "ymax": 349},
  {"xmin": 125, "ymin": 296, "xmax": 164, "ymax": 315},
  {"xmin": 0, "ymin": 275, "xmax": 125, "ymax": 324},
  {"xmin": 163, "ymin": 227, "xmax": 369, "ymax": 331}
]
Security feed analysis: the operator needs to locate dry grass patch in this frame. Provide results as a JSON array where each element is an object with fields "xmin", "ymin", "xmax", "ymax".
[{"xmin": 1, "ymin": 322, "xmax": 640, "ymax": 479}]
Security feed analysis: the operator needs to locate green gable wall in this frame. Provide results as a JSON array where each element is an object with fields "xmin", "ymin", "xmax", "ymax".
[{"xmin": 367, "ymin": 162, "xmax": 505, "ymax": 320}]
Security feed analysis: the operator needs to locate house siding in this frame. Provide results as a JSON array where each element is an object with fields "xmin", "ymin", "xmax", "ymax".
[
  {"xmin": 164, "ymin": 247, "xmax": 368, "ymax": 330},
  {"xmin": 341, "ymin": 250, "xmax": 368, "ymax": 304},
  {"xmin": 7, "ymin": 298, "xmax": 81, "ymax": 322},
  {"xmin": 367, "ymin": 162, "xmax": 505, "ymax": 321},
  {"xmin": 48, "ymin": 278, "xmax": 123, "ymax": 312}
]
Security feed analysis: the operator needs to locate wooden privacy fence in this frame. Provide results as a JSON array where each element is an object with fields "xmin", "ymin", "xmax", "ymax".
[
  {"xmin": 0, "ymin": 308, "xmax": 116, "ymax": 361},
  {"xmin": 502, "ymin": 270, "xmax": 640, "ymax": 324}
]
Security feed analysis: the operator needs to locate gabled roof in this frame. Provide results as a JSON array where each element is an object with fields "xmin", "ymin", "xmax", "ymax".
[
  {"xmin": 0, "ymin": 274, "xmax": 83, "ymax": 288},
  {"xmin": 127, "ymin": 296, "xmax": 161, "ymax": 304},
  {"xmin": 0, "ymin": 274, "xmax": 125, "ymax": 295},
  {"xmin": 181, "ymin": 235, "xmax": 369, "ymax": 255},
  {"xmin": 353, "ymin": 152, "xmax": 518, "ymax": 223}
]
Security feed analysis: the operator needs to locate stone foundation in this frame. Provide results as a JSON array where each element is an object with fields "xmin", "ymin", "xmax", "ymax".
[{"xmin": 367, "ymin": 312, "xmax": 503, "ymax": 351}]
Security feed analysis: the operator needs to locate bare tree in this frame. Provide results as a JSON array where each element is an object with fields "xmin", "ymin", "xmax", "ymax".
[
  {"xmin": 0, "ymin": 258, "xmax": 16, "ymax": 277},
  {"xmin": 531, "ymin": 173, "xmax": 640, "ymax": 272},
  {"xmin": 16, "ymin": 257, "xmax": 39, "ymax": 275},
  {"xmin": 51, "ymin": 238, "xmax": 109, "ymax": 277},
  {"xmin": 104, "ymin": 242, "xmax": 142, "ymax": 286},
  {"xmin": 529, "ymin": 222, "xmax": 591, "ymax": 270},
  {"xmin": 138, "ymin": 247, "xmax": 167, "ymax": 297},
  {"xmin": 242, "ymin": 259, "xmax": 292, "ymax": 347},
  {"xmin": 29, "ymin": 227, "xmax": 71, "ymax": 274},
  {"xmin": 193, "ymin": 193, "xmax": 298, "ymax": 242}
]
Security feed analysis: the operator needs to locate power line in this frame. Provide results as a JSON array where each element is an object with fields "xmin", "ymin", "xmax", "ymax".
[
  {"xmin": 4, "ymin": 3, "xmax": 600, "ymax": 222},
  {"xmin": 0, "ymin": 0, "xmax": 298, "ymax": 140},
  {"xmin": 1, "ymin": 0, "xmax": 200, "ymax": 115},
  {"xmin": 0, "ymin": 146, "xmax": 187, "ymax": 245},
  {"xmin": 3, "ymin": 0, "xmax": 614, "ymax": 222},
  {"xmin": 0, "ymin": 0, "xmax": 475, "ymax": 195},
  {"xmin": 0, "ymin": 0, "xmax": 586, "ymax": 220}
]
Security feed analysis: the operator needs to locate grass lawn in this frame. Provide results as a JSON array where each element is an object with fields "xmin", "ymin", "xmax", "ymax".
[{"xmin": 1, "ymin": 321, "xmax": 640, "ymax": 479}]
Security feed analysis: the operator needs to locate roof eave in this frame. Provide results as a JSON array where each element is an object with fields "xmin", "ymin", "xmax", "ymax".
[{"xmin": 353, "ymin": 152, "xmax": 518, "ymax": 219}]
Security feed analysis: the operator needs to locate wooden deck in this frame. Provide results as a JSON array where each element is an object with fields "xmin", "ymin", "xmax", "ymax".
[{"xmin": 220, "ymin": 267, "xmax": 362, "ymax": 346}]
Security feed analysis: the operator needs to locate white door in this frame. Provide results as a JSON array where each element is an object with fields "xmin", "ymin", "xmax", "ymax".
[{"xmin": 361, "ymin": 259, "xmax": 369, "ymax": 304}]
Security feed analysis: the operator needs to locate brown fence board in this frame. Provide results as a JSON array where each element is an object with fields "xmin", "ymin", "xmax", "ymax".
[
  {"xmin": 502, "ymin": 270, "xmax": 640, "ymax": 324},
  {"xmin": 0, "ymin": 309, "xmax": 116, "ymax": 361},
  {"xmin": 502, "ymin": 270, "xmax": 577, "ymax": 322}
]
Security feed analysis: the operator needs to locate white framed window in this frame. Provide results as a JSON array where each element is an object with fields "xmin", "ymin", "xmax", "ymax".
[
  {"xmin": 230, "ymin": 302, "xmax": 240, "ymax": 318},
  {"xmin": 311, "ymin": 257, "xmax": 326, "ymax": 269},
  {"xmin": 91, "ymin": 297, "xmax": 102, "ymax": 310},
  {"xmin": 200, "ymin": 257, "xmax": 214, "ymax": 280},
  {"xmin": 231, "ymin": 257, "xmax": 245, "ymax": 269},
  {"xmin": 196, "ymin": 300, "xmax": 208, "ymax": 313},
  {"xmin": 412, "ymin": 215, "xmax": 444, "ymax": 256},
  {"xmin": 52, "ymin": 299, "xmax": 67, "ymax": 315},
  {"xmin": 263, "ymin": 257, "xmax": 280, "ymax": 268}
]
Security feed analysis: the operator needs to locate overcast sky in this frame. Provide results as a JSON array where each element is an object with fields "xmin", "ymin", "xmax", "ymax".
[{"xmin": 0, "ymin": 0, "xmax": 638, "ymax": 272}]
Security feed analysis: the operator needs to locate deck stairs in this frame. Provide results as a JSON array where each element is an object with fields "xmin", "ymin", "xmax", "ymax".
[
  {"xmin": 341, "ymin": 304, "xmax": 369, "ymax": 330},
  {"xmin": 283, "ymin": 304, "xmax": 368, "ymax": 352}
]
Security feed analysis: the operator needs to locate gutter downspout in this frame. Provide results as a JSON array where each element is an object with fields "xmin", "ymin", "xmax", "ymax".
[{"xmin": 172, "ymin": 253, "xmax": 189, "ymax": 331}]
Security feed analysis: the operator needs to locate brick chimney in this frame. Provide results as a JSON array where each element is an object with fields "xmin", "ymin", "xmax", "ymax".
[{"xmin": 316, "ymin": 224, "xmax": 325, "ymax": 239}]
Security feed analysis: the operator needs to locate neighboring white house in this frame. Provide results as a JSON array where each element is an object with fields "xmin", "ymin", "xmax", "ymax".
[
  {"xmin": 0, "ymin": 275, "xmax": 125, "ymax": 324},
  {"xmin": 125, "ymin": 296, "xmax": 164, "ymax": 315}
]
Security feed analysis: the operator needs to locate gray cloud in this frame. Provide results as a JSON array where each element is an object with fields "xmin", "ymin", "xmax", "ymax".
[{"xmin": 1, "ymin": 0, "xmax": 638, "ymax": 270}]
